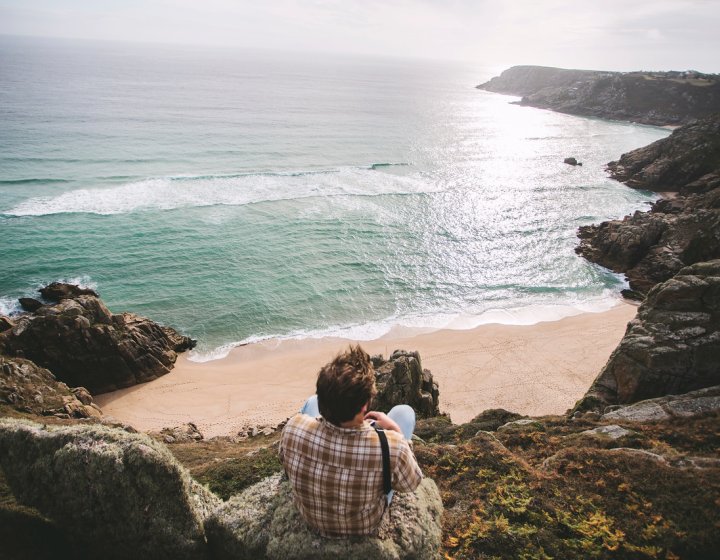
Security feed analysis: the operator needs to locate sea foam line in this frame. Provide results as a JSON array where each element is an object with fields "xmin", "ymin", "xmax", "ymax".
[
  {"xmin": 5, "ymin": 164, "xmax": 427, "ymax": 217},
  {"xmin": 187, "ymin": 293, "xmax": 624, "ymax": 363}
]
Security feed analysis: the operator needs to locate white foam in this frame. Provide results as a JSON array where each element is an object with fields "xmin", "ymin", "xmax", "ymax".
[
  {"xmin": 6, "ymin": 167, "xmax": 438, "ymax": 216},
  {"xmin": 0, "ymin": 276, "xmax": 98, "ymax": 317},
  {"xmin": 47, "ymin": 275, "xmax": 98, "ymax": 292},
  {"xmin": 187, "ymin": 292, "xmax": 625, "ymax": 362},
  {"xmin": 0, "ymin": 296, "xmax": 20, "ymax": 317}
]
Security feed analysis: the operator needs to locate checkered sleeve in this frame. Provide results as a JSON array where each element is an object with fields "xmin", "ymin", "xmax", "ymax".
[{"xmin": 390, "ymin": 433, "xmax": 423, "ymax": 493}]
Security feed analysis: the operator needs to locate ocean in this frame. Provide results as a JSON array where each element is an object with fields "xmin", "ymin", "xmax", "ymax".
[{"xmin": 0, "ymin": 36, "xmax": 669, "ymax": 360}]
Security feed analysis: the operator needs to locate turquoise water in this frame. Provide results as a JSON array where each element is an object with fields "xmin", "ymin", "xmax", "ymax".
[{"xmin": 0, "ymin": 36, "xmax": 669, "ymax": 359}]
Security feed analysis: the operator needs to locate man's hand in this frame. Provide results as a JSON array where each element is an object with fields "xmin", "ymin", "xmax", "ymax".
[{"xmin": 364, "ymin": 411, "xmax": 402, "ymax": 434}]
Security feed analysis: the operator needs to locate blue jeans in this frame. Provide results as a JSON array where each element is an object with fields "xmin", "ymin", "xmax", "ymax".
[{"xmin": 299, "ymin": 395, "xmax": 416, "ymax": 441}]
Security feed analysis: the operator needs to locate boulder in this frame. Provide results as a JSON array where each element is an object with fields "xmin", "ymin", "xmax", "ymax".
[
  {"xmin": 0, "ymin": 316, "xmax": 13, "ymax": 332},
  {"xmin": 580, "ymin": 425, "xmax": 635, "ymax": 440},
  {"xmin": 71, "ymin": 386, "xmax": 93, "ymax": 405},
  {"xmin": 564, "ymin": 157, "xmax": 581, "ymax": 166},
  {"xmin": 0, "ymin": 354, "xmax": 100, "ymax": 418},
  {"xmin": 600, "ymin": 385, "xmax": 720, "ymax": 422},
  {"xmin": 39, "ymin": 281, "xmax": 99, "ymax": 301},
  {"xmin": 0, "ymin": 285, "xmax": 196, "ymax": 394},
  {"xmin": 575, "ymin": 262, "xmax": 720, "ymax": 409},
  {"xmin": 372, "ymin": 350, "xmax": 440, "ymax": 418},
  {"xmin": 18, "ymin": 297, "xmax": 44, "ymax": 312},
  {"xmin": 205, "ymin": 473, "xmax": 443, "ymax": 560},
  {"xmin": 0, "ymin": 418, "xmax": 220, "ymax": 560},
  {"xmin": 160, "ymin": 422, "xmax": 204, "ymax": 443}
]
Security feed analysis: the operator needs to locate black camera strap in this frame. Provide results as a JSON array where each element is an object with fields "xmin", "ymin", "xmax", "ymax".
[{"xmin": 374, "ymin": 425, "xmax": 391, "ymax": 497}]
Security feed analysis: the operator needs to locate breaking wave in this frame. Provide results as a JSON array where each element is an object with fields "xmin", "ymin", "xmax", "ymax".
[{"xmin": 5, "ymin": 165, "xmax": 431, "ymax": 217}]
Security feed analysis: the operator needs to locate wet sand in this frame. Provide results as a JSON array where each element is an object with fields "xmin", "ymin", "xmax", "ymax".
[{"xmin": 95, "ymin": 303, "xmax": 636, "ymax": 438}]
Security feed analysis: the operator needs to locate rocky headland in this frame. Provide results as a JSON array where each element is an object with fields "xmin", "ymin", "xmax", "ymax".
[
  {"xmin": 477, "ymin": 65, "xmax": 720, "ymax": 126},
  {"xmin": 576, "ymin": 114, "xmax": 720, "ymax": 295},
  {"xmin": 0, "ymin": 283, "xmax": 195, "ymax": 394}
]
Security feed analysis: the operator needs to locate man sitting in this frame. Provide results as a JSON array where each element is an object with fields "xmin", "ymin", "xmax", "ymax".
[{"xmin": 278, "ymin": 345, "xmax": 423, "ymax": 537}]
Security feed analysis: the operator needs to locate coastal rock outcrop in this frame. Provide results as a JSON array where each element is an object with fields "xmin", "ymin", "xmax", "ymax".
[
  {"xmin": 478, "ymin": 65, "xmax": 720, "ymax": 126},
  {"xmin": 575, "ymin": 261, "xmax": 720, "ymax": 410},
  {"xmin": 372, "ymin": 350, "xmax": 440, "ymax": 418},
  {"xmin": 576, "ymin": 114, "xmax": 720, "ymax": 293},
  {"xmin": 39, "ymin": 281, "xmax": 99, "ymax": 301},
  {"xmin": 205, "ymin": 473, "xmax": 443, "ymax": 560},
  {"xmin": 606, "ymin": 113, "xmax": 720, "ymax": 192},
  {"xmin": 599, "ymin": 385, "xmax": 720, "ymax": 423},
  {"xmin": 0, "ymin": 418, "xmax": 221, "ymax": 560},
  {"xmin": 0, "ymin": 283, "xmax": 195, "ymax": 394},
  {"xmin": 0, "ymin": 354, "xmax": 101, "ymax": 419}
]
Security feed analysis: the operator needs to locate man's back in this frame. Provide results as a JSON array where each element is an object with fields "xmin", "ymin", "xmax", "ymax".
[{"xmin": 279, "ymin": 413, "xmax": 422, "ymax": 537}]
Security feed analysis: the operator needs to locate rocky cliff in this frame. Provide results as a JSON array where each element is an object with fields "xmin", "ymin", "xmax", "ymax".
[
  {"xmin": 478, "ymin": 65, "xmax": 720, "ymax": 126},
  {"xmin": 0, "ymin": 283, "xmax": 195, "ymax": 394},
  {"xmin": 576, "ymin": 261, "xmax": 720, "ymax": 410},
  {"xmin": 576, "ymin": 114, "xmax": 720, "ymax": 294},
  {"xmin": 3, "ymin": 383, "xmax": 718, "ymax": 560},
  {"xmin": 0, "ymin": 418, "xmax": 444, "ymax": 560}
]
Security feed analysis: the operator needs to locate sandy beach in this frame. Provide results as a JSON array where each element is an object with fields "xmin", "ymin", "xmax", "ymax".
[{"xmin": 95, "ymin": 303, "xmax": 637, "ymax": 438}]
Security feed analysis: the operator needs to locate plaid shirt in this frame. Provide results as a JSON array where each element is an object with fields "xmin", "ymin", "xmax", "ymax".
[{"xmin": 278, "ymin": 413, "xmax": 423, "ymax": 537}]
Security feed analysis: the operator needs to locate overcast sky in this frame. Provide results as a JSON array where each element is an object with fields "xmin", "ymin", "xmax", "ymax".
[{"xmin": 1, "ymin": 0, "xmax": 718, "ymax": 72}]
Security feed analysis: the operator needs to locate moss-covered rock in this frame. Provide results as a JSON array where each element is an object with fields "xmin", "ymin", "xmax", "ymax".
[
  {"xmin": 0, "ymin": 418, "xmax": 221, "ymax": 560},
  {"xmin": 206, "ymin": 474, "xmax": 443, "ymax": 560}
]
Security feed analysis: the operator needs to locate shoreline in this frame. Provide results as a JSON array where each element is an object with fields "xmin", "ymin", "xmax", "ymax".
[{"xmin": 95, "ymin": 303, "xmax": 637, "ymax": 438}]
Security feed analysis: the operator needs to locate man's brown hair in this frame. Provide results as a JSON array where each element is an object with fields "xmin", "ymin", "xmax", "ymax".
[{"xmin": 316, "ymin": 344, "xmax": 377, "ymax": 425}]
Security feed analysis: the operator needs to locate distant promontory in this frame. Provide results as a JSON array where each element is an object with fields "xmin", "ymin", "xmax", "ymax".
[{"xmin": 477, "ymin": 65, "xmax": 720, "ymax": 126}]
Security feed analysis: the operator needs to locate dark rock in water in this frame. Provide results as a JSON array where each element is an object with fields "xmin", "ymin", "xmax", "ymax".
[
  {"xmin": 18, "ymin": 298, "xmax": 44, "ymax": 312},
  {"xmin": 372, "ymin": 350, "xmax": 440, "ymax": 418},
  {"xmin": 205, "ymin": 473, "xmax": 443, "ymax": 560},
  {"xmin": 39, "ymin": 281, "xmax": 99, "ymax": 301},
  {"xmin": 0, "ymin": 316, "xmax": 13, "ymax": 332},
  {"xmin": 0, "ymin": 418, "xmax": 220, "ymax": 560},
  {"xmin": 0, "ymin": 354, "xmax": 101, "ymax": 418},
  {"xmin": 575, "ymin": 260, "xmax": 720, "ymax": 410},
  {"xmin": 477, "ymin": 65, "xmax": 720, "ymax": 126},
  {"xmin": 576, "ymin": 114, "xmax": 720, "ymax": 294},
  {"xmin": 620, "ymin": 289, "xmax": 644, "ymax": 301},
  {"xmin": 0, "ymin": 286, "xmax": 196, "ymax": 394},
  {"xmin": 564, "ymin": 157, "xmax": 582, "ymax": 166}
]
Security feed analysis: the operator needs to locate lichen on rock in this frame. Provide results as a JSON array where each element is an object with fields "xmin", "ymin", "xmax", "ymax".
[
  {"xmin": 0, "ymin": 418, "xmax": 220, "ymax": 560},
  {"xmin": 206, "ymin": 474, "xmax": 443, "ymax": 560}
]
